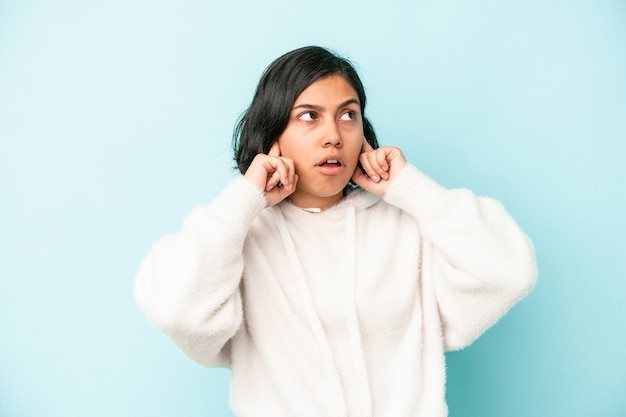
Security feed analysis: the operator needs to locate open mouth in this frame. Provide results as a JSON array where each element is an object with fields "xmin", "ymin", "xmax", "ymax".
[{"xmin": 319, "ymin": 159, "xmax": 342, "ymax": 167}]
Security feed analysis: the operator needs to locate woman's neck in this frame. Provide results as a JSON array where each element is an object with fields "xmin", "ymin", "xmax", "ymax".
[{"xmin": 287, "ymin": 191, "xmax": 345, "ymax": 212}]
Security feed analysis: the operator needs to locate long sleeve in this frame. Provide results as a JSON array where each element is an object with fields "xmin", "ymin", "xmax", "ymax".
[
  {"xmin": 133, "ymin": 176, "xmax": 266, "ymax": 366},
  {"xmin": 384, "ymin": 164, "xmax": 537, "ymax": 350}
]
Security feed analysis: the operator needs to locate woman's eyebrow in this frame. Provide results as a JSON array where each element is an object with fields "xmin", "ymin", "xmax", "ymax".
[
  {"xmin": 292, "ymin": 98, "xmax": 360, "ymax": 111},
  {"xmin": 338, "ymin": 98, "xmax": 360, "ymax": 109}
]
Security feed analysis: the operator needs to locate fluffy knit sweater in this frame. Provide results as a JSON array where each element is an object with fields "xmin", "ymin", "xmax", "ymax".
[{"xmin": 134, "ymin": 164, "xmax": 537, "ymax": 417}]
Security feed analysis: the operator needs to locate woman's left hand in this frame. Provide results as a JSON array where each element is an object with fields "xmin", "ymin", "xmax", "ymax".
[{"xmin": 351, "ymin": 139, "xmax": 407, "ymax": 197}]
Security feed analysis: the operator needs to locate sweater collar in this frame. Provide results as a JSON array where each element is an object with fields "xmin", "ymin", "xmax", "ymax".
[{"xmin": 277, "ymin": 187, "xmax": 381, "ymax": 220}]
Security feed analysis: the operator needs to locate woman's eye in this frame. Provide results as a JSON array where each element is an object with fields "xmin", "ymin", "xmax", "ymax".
[
  {"xmin": 340, "ymin": 111, "xmax": 356, "ymax": 121},
  {"xmin": 299, "ymin": 112, "xmax": 317, "ymax": 121}
]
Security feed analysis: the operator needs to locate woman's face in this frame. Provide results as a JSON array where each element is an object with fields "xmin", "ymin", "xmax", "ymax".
[{"xmin": 277, "ymin": 75, "xmax": 364, "ymax": 210}]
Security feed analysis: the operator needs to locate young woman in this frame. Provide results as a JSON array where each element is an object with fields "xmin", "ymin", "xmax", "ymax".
[{"xmin": 134, "ymin": 46, "xmax": 537, "ymax": 417}]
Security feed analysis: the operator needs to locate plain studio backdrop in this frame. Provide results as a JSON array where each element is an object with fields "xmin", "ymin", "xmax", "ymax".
[{"xmin": 1, "ymin": 0, "xmax": 625, "ymax": 416}]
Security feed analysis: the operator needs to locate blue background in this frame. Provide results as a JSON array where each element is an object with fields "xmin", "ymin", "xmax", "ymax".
[{"xmin": 1, "ymin": 0, "xmax": 625, "ymax": 416}]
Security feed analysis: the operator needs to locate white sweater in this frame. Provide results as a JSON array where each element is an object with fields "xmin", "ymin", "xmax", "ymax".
[{"xmin": 134, "ymin": 164, "xmax": 537, "ymax": 417}]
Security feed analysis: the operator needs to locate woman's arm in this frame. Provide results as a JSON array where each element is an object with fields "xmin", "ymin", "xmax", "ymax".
[
  {"xmin": 134, "ymin": 177, "xmax": 266, "ymax": 366},
  {"xmin": 384, "ymin": 164, "xmax": 537, "ymax": 350},
  {"xmin": 353, "ymin": 140, "xmax": 536, "ymax": 350},
  {"xmin": 135, "ymin": 142, "xmax": 297, "ymax": 366}
]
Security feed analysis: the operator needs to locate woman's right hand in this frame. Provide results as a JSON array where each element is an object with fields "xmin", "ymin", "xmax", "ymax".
[{"xmin": 245, "ymin": 141, "xmax": 298, "ymax": 207}]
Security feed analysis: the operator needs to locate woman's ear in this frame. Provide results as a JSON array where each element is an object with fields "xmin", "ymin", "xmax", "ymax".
[{"xmin": 269, "ymin": 140, "xmax": 281, "ymax": 156}]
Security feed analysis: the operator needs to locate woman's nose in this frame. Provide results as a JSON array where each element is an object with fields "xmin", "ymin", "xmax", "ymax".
[{"xmin": 323, "ymin": 122, "xmax": 342, "ymax": 147}]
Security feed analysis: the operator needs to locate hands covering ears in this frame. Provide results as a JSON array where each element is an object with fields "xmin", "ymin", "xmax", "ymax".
[
  {"xmin": 244, "ymin": 142, "xmax": 298, "ymax": 207},
  {"xmin": 351, "ymin": 139, "xmax": 407, "ymax": 196},
  {"xmin": 244, "ymin": 138, "xmax": 407, "ymax": 207}
]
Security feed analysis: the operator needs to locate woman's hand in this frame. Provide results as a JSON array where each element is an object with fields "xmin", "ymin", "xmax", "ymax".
[
  {"xmin": 352, "ymin": 139, "xmax": 407, "ymax": 197},
  {"xmin": 245, "ymin": 141, "xmax": 298, "ymax": 207}
]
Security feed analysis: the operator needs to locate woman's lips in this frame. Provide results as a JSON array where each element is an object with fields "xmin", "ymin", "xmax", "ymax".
[
  {"xmin": 316, "ymin": 158, "xmax": 344, "ymax": 175},
  {"xmin": 316, "ymin": 155, "xmax": 345, "ymax": 166}
]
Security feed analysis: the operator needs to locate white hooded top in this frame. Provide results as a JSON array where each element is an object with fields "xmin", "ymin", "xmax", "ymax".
[{"xmin": 134, "ymin": 164, "xmax": 537, "ymax": 417}]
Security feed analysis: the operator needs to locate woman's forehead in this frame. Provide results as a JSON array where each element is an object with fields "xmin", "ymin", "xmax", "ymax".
[{"xmin": 294, "ymin": 75, "xmax": 360, "ymax": 107}]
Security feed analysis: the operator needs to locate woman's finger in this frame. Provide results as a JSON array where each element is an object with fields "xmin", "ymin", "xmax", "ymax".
[
  {"xmin": 266, "ymin": 155, "xmax": 295, "ymax": 189},
  {"xmin": 372, "ymin": 149, "xmax": 390, "ymax": 179},
  {"xmin": 376, "ymin": 149, "xmax": 390, "ymax": 172},
  {"xmin": 361, "ymin": 138, "xmax": 374, "ymax": 152},
  {"xmin": 265, "ymin": 169, "xmax": 282, "ymax": 192},
  {"xmin": 365, "ymin": 152, "xmax": 386, "ymax": 179},
  {"xmin": 269, "ymin": 141, "xmax": 281, "ymax": 157},
  {"xmin": 283, "ymin": 157, "xmax": 296, "ymax": 188},
  {"xmin": 265, "ymin": 174, "xmax": 298, "ymax": 206},
  {"xmin": 359, "ymin": 153, "xmax": 379, "ymax": 183}
]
